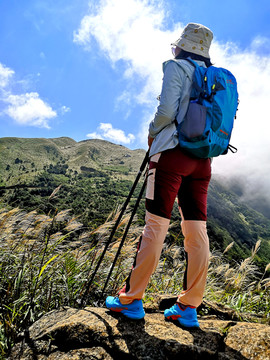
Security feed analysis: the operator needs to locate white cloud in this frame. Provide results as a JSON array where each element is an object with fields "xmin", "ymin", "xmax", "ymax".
[
  {"xmin": 60, "ymin": 105, "xmax": 71, "ymax": 115},
  {"xmin": 75, "ymin": 0, "xmax": 270, "ymax": 201},
  {"xmin": 250, "ymin": 36, "xmax": 270, "ymax": 55},
  {"xmin": 114, "ymin": 91, "xmax": 133, "ymax": 119},
  {"xmin": 0, "ymin": 61, "xmax": 67, "ymax": 128},
  {"xmin": 87, "ymin": 122, "xmax": 135, "ymax": 145},
  {"xmin": 0, "ymin": 63, "xmax": 14, "ymax": 88},
  {"xmin": 4, "ymin": 92, "xmax": 57, "ymax": 128},
  {"xmin": 208, "ymin": 45, "xmax": 270, "ymax": 184},
  {"xmin": 74, "ymin": 0, "xmax": 181, "ymax": 105},
  {"xmin": 86, "ymin": 131, "xmax": 104, "ymax": 140}
]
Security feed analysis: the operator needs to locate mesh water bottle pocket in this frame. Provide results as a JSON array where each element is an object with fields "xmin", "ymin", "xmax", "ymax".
[{"xmin": 180, "ymin": 102, "xmax": 207, "ymax": 139}]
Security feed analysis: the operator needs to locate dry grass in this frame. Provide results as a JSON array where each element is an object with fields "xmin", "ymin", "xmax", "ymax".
[
  {"xmin": 0, "ymin": 207, "xmax": 141, "ymax": 357},
  {"xmin": 0, "ymin": 207, "xmax": 269, "ymax": 358}
]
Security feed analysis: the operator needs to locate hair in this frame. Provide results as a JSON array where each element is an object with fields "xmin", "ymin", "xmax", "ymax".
[{"xmin": 175, "ymin": 49, "xmax": 212, "ymax": 68}]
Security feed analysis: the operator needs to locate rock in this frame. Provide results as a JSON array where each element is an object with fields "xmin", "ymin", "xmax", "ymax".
[{"xmin": 8, "ymin": 306, "xmax": 270, "ymax": 360}]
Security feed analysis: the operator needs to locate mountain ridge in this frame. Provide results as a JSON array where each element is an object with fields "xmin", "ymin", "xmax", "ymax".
[
  {"xmin": 0, "ymin": 137, "xmax": 145, "ymax": 186},
  {"xmin": 0, "ymin": 136, "xmax": 269, "ymax": 268}
]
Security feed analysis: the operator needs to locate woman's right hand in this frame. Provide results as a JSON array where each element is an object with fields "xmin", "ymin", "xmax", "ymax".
[{"xmin": 148, "ymin": 135, "xmax": 154, "ymax": 149}]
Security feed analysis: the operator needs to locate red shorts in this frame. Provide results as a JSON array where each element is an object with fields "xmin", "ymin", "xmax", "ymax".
[{"xmin": 145, "ymin": 146, "xmax": 211, "ymax": 220}]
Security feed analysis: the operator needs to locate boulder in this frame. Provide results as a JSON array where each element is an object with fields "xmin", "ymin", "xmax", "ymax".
[{"xmin": 9, "ymin": 305, "xmax": 270, "ymax": 360}]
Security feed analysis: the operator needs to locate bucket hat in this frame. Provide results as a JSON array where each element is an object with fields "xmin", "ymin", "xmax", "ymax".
[{"xmin": 172, "ymin": 23, "xmax": 213, "ymax": 58}]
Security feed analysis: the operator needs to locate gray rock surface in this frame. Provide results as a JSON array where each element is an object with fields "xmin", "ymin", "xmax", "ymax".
[{"xmin": 9, "ymin": 305, "xmax": 270, "ymax": 360}]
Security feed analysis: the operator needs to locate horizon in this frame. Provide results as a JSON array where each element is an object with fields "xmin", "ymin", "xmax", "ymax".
[{"xmin": 0, "ymin": 134, "xmax": 270, "ymax": 219}]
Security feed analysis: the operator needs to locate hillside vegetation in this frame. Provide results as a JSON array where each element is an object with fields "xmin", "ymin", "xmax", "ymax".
[
  {"xmin": 0, "ymin": 207, "xmax": 269, "ymax": 358},
  {"xmin": 0, "ymin": 137, "xmax": 269, "ymax": 267},
  {"xmin": 0, "ymin": 137, "xmax": 270, "ymax": 358}
]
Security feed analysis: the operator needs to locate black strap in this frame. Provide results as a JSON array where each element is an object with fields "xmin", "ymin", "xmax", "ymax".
[{"xmin": 228, "ymin": 144, "xmax": 237, "ymax": 153}]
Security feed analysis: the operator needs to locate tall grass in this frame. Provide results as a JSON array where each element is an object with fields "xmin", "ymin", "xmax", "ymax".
[
  {"xmin": 206, "ymin": 241, "xmax": 270, "ymax": 317},
  {"xmin": 0, "ymin": 207, "xmax": 140, "ymax": 357},
  {"xmin": 146, "ymin": 239, "xmax": 270, "ymax": 320},
  {"xmin": 0, "ymin": 207, "xmax": 269, "ymax": 358}
]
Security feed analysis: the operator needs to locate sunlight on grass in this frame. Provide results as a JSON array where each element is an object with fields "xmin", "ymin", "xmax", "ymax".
[{"xmin": 0, "ymin": 207, "xmax": 269, "ymax": 358}]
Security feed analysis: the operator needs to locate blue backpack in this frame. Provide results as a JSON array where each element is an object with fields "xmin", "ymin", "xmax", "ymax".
[{"xmin": 177, "ymin": 59, "xmax": 238, "ymax": 158}]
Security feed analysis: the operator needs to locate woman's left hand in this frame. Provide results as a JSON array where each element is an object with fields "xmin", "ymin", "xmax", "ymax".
[{"xmin": 148, "ymin": 135, "xmax": 154, "ymax": 148}]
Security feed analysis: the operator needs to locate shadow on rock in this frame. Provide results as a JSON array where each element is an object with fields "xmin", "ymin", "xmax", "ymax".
[{"xmin": 8, "ymin": 306, "xmax": 269, "ymax": 360}]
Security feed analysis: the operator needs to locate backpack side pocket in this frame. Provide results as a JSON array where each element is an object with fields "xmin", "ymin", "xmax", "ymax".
[{"xmin": 179, "ymin": 102, "xmax": 207, "ymax": 139}]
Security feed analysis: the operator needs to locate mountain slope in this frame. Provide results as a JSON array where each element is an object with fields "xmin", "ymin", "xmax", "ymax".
[
  {"xmin": 0, "ymin": 137, "xmax": 145, "ymax": 185},
  {"xmin": 0, "ymin": 137, "xmax": 269, "ymax": 268}
]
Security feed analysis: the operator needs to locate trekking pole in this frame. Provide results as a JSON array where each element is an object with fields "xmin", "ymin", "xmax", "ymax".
[
  {"xmin": 80, "ymin": 150, "xmax": 149, "ymax": 307},
  {"xmin": 98, "ymin": 175, "xmax": 147, "ymax": 302}
]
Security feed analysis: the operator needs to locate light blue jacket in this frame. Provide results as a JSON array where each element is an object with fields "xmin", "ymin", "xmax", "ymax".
[{"xmin": 148, "ymin": 58, "xmax": 207, "ymax": 157}]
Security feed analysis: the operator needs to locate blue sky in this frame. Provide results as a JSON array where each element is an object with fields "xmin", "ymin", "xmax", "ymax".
[{"xmin": 1, "ymin": 0, "xmax": 270, "ymax": 197}]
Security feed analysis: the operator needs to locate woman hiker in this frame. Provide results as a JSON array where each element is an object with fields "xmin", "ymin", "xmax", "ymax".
[{"xmin": 106, "ymin": 23, "xmax": 213, "ymax": 328}]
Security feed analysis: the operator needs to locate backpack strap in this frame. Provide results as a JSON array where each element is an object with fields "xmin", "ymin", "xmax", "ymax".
[
  {"xmin": 185, "ymin": 59, "xmax": 226, "ymax": 104},
  {"xmin": 183, "ymin": 58, "xmax": 198, "ymax": 67},
  {"xmin": 183, "ymin": 59, "xmax": 208, "ymax": 103},
  {"xmin": 228, "ymin": 144, "xmax": 238, "ymax": 153}
]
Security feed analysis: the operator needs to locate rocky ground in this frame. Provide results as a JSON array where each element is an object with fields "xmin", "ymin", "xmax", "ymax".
[{"xmin": 9, "ymin": 297, "xmax": 270, "ymax": 360}]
